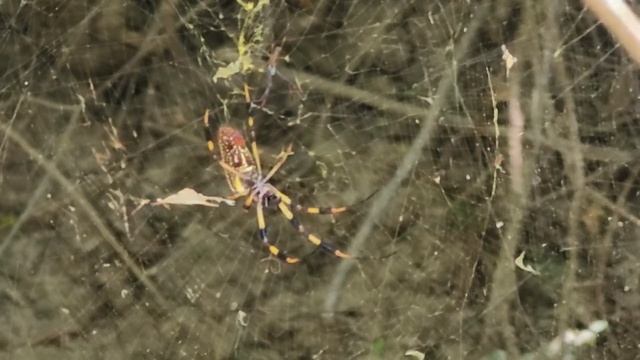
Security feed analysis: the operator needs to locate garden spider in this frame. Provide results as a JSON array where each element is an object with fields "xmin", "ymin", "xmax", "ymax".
[{"xmin": 202, "ymin": 85, "xmax": 351, "ymax": 264}]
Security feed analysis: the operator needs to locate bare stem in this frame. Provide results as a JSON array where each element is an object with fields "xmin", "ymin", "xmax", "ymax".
[
  {"xmin": 323, "ymin": 4, "xmax": 490, "ymax": 314},
  {"xmin": 0, "ymin": 120, "xmax": 170, "ymax": 312}
]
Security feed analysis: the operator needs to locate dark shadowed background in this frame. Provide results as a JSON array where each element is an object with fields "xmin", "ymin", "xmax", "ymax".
[{"xmin": 1, "ymin": 0, "xmax": 638, "ymax": 359}]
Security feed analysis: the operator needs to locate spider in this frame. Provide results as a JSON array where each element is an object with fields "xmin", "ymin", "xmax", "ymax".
[{"xmin": 202, "ymin": 85, "xmax": 351, "ymax": 264}]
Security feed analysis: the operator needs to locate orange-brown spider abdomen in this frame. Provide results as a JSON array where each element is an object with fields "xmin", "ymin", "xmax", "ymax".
[{"xmin": 217, "ymin": 126, "xmax": 256, "ymax": 193}]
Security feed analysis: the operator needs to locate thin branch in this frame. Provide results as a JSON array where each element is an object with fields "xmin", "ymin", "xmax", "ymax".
[
  {"xmin": 583, "ymin": 0, "xmax": 640, "ymax": 64},
  {"xmin": 323, "ymin": 3, "xmax": 490, "ymax": 314},
  {"xmin": 0, "ymin": 121, "xmax": 170, "ymax": 312},
  {"xmin": 0, "ymin": 108, "xmax": 80, "ymax": 258},
  {"xmin": 551, "ymin": 1, "xmax": 588, "ymax": 331}
]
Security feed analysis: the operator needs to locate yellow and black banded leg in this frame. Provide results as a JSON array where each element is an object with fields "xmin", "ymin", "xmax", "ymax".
[
  {"xmin": 215, "ymin": 161, "xmax": 256, "ymax": 210},
  {"xmin": 256, "ymin": 201, "xmax": 301, "ymax": 264},
  {"xmin": 295, "ymin": 204, "xmax": 347, "ymax": 215},
  {"xmin": 243, "ymin": 84, "xmax": 262, "ymax": 175},
  {"xmin": 202, "ymin": 109, "xmax": 218, "ymax": 157},
  {"xmin": 267, "ymin": 184, "xmax": 348, "ymax": 216},
  {"xmin": 243, "ymin": 193, "xmax": 255, "ymax": 210},
  {"xmin": 294, "ymin": 190, "xmax": 378, "ymax": 215},
  {"xmin": 276, "ymin": 200, "xmax": 351, "ymax": 259}
]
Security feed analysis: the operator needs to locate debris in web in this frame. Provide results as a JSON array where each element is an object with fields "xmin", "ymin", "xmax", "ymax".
[
  {"xmin": 546, "ymin": 320, "xmax": 608, "ymax": 356},
  {"xmin": 501, "ymin": 44, "xmax": 517, "ymax": 79},
  {"xmin": 213, "ymin": 60, "xmax": 243, "ymax": 83},
  {"xmin": 514, "ymin": 251, "xmax": 540, "ymax": 276},
  {"xmin": 213, "ymin": 0, "xmax": 270, "ymax": 83},
  {"xmin": 236, "ymin": 310, "xmax": 249, "ymax": 327},
  {"xmin": 404, "ymin": 349, "xmax": 425, "ymax": 360},
  {"xmin": 133, "ymin": 188, "xmax": 235, "ymax": 214},
  {"xmin": 154, "ymin": 188, "xmax": 235, "ymax": 207}
]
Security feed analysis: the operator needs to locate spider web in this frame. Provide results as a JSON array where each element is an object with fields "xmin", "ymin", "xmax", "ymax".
[{"xmin": 0, "ymin": 0, "xmax": 638, "ymax": 359}]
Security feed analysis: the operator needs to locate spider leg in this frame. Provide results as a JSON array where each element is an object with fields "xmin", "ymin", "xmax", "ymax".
[
  {"xmin": 267, "ymin": 184, "xmax": 348, "ymax": 215},
  {"xmin": 244, "ymin": 84, "xmax": 262, "ymax": 175},
  {"xmin": 214, "ymin": 161, "xmax": 257, "ymax": 209},
  {"xmin": 244, "ymin": 84, "xmax": 294, "ymax": 183},
  {"xmin": 226, "ymin": 192, "xmax": 248, "ymax": 202},
  {"xmin": 262, "ymin": 144, "xmax": 294, "ymax": 183},
  {"xmin": 202, "ymin": 109, "xmax": 217, "ymax": 156},
  {"xmin": 243, "ymin": 193, "xmax": 255, "ymax": 209},
  {"xmin": 274, "ymin": 196, "xmax": 351, "ymax": 259},
  {"xmin": 255, "ymin": 67, "xmax": 274, "ymax": 107},
  {"xmin": 218, "ymin": 161, "xmax": 241, "ymax": 176},
  {"xmin": 256, "ymin": 200, "xmax": 301, "ymax": 264}
]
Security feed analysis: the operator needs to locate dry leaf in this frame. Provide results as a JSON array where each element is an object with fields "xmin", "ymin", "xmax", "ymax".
[
  {"xmin": 501, "ymin": 44, "xmax": 517, "ymax": 79},
  {"xmin": 213, "ymin": 60, "xmax": 241, "ymax": 83},
  {"xmin": 515, "ymin": 251, "xmax": 540, "ymax": 276},
  {"xmin": 404, "ymin": 349, "xmax": 425, "ymax": 360},
  {"xmin": 153, "ymin": 188, "xmax": 235, "ymax": 208},
  {"xmin": 236, "ymin": 310, "xmax": 248, "ymax": 327}
]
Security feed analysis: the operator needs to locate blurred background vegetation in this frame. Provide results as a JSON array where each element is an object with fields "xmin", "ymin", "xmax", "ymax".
[{"xmin": 0, "ymin": 0, "xmax": 638, "ymax": 359}]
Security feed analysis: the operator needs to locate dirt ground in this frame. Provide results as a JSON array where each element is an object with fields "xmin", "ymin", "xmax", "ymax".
[{"xmin": 1, "ymin": 0, "xmax": 639, "ymax": 359}]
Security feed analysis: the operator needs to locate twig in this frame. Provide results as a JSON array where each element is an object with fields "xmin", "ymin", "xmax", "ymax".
[
  {"xmin": 0, "ymin": 108, "xmax": 79, "ymax": 258},
  {"xmin": 486, "ymin": 67, "xmax": 501, "ymax": 201},
  {"xmin": 583, "ymin": 0, "xmax": 640, "ymax": 64},
  {"xmin": 0, "ymin": 121, "xmax": 170, "ymax": 312},
  {"xmin": 551, "ymin": 2, "xmax": 587, "ymax": 332},
  {"xmin": 323, "ymin": 4, "xmax": 490, "ymax": 314},
  {"xmin": 585, "ymin": 187, "xmax": 640, "ymax": 226}
]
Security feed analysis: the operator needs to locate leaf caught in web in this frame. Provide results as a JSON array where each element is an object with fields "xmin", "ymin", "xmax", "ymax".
[
  {"xmin": 514, "ymin": 251, "xmax": 540, "ymax": 276},
  {"xmin": 213, "ymin": 60, "xmax": 242, "ymax": 83},
  {"xmin": 153, "ymin": 188, "xmax": 235, "ymax": 208},
  {"xmin": 501, "ymin": 44, "xmax": 517, "ymax": 78},
  {"xmin": 404, "ymin": 349, "xmax": 425, "ymax": 360}
]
